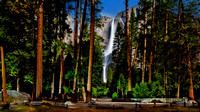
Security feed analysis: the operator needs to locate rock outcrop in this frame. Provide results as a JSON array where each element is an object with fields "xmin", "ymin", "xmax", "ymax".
[{"xmin": 0, "ymin": 90, "xmax": 31, "ymax": 105}]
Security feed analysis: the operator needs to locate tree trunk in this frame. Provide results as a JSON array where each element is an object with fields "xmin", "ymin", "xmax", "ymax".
[
  {"xmin": 164, "ymin": 3, "xmax": 169, "ymax": 97},
  {"xmin": 132, "ymin": 43, "xmax": 138, "ymax": 67},
  {"xmin": 80, "ymin": 0, "xmax": 87, "ymax": 103},
  {"xmin": 59, "ymin": 46, "xmax": 64, "ymax": 94},
  {"xmin": 73, "ymin": 0, "xmax": 87, "ymax": 102},
  {"xmin": 51, "ymin": 46, "xmax": 56, "ymax": 99},
  {"xmin": 188, "ymin": 44, "xmax": 194, "ymax": 100},
  {"xmin": 126, "ymin": 0, "xmax": 132, "ymax": 95},
  {"xmin": 177, "ymin": 74, "xmax": 180, "ymax": 98},
  {"xmin": 81, "ymin": 77, "xmax": 86, "ymax": 102},
  {"xmin": 73, "ymin": 0, "xmax": 79, "ymax": 59},
  {"xmin": 1, "ymin": 47, "xmax": 7, "ymax": 103},
  {"xmin": 36, "ymin": 0, "xmax": 43, "ymax": 101},
  {"xmin": 86, "ymin": 0, "xmax": 95, "ymax": 102},
  {"xmin": 17, "ymin": 76, "xmax": 20, "ymax": 92},
  {"xmin": 142, "ymin": 12, "xmax": 147, "ymax": 83},
  {"xmin": 51, "ymin": 73, "xmax": 55, "ymax": 98},
  {"xmin": 72, "ymin": 0, "xmax": 80, "ymax": 102},
  {"xmin": 149, "ymin": 0, "xmax": 156, "ymax": 82}
]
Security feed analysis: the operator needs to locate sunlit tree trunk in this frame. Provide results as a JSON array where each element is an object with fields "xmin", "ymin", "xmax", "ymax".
[
  {"xmin": 142, "ymin": 12, "xmax": 147, "ymax": 83},
  {"xmin": 86, "ymin": 0, "xmax": 95, "ymax": 102},
  {"xmin": 59, "ymin": 41, "xmax": 64, "ymax": 94},
  {"xmin": 51, "ymin": 46, "xmax": 56, "ymax": 99},
  {"xmin": 188, "ymin": 44, "xmax": 194, "ymax": 100},
  {"xmin": 132, "ymin": 43, "xmax": 138, "ymax": 67},
  {"xmin": 1, "ymin": 47, "xmax": 7, "ymax": 103},
  {"xmin": 81, "ymin": 77, "xmax": 86, "ymax": 102},
  {"xmin": 149, "ymin": 0, "xmax": 155, "ymax": 82},
  {"xmin": 51, "ymin": 73, "xmax": 55, "ymax": 98},
  {"xmin": 177, "ymin": 75, "xmax": 180, "ymax": 98},
  {"xmin": 126, "ymin": 0, "xmax": 132, "ymax": 95},
  {"xmin": 17, "ymin": 76, "xmax": 20, "ymax": 92},
  {"xmin": 36, "ymin": 0, "xmax": 43, "ymax": 101}
]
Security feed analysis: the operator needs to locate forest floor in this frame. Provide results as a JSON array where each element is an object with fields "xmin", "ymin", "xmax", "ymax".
[{"xmin": 1, "ymin": 102, "xmax": 200, "ymax": 112}]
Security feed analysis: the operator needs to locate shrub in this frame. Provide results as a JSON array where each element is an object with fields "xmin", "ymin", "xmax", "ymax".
[
  {"xmin": 132, "ymin": 81, "xmax": 165, "ymax": 98},
  {"xmin": 112, "ymin": 92, "xmax": 119, "ymax": 99},
  {"xmin": 132, "ymin": 82, "xmax": 150, "ymax": 98}
]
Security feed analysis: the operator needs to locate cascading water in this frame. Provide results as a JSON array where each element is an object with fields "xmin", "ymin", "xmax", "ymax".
[{"xmin": 103, "ymin": 19, "xmax": 115, "ymax": 83}]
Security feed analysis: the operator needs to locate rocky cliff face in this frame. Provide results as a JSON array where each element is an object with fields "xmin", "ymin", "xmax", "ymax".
[
  {"xmin": 96, "ymin": 16, "xmax": 113, "ymax": 46},
  {"xmin": 64, "ymin": 13, "xmax": 74, "ymax": 44},
  {"xmin": 114, "ymin": 6, "xmax": 138, "ymax": 28},
  {"xmin": 65, "ymin": 6, "xmax": 139, "ymax": 47}
]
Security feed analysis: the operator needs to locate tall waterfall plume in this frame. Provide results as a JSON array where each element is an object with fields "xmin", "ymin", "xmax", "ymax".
[{"xmin": 103, "ymin": 19, "xmax": 115, "ymax": 83}]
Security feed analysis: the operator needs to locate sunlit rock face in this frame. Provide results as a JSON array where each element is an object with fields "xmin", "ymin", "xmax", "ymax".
[
  {"xmin": 64, "ymin": 13, "xmax": 74, "ymax": 44},
  {"xmin": 114, "ymin": 6, "xmax": 138, "ymax": 28},
  {"xmin": 96, "ymin": 16, "xmax": 113, "ymax": 46}
]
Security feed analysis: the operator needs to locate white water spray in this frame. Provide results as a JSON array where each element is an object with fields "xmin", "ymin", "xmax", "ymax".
[{"xmin": 103, "ymin": 19, "xmax": 115, "ymax": 83}]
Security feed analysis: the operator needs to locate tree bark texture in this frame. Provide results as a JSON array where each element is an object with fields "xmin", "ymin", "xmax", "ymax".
[
  {"xmin": 132, "ymin": 43, "xmax": 138, "ymax": 67},
  {"xmin": 126, "ymin": 0, "xmax": 132, "ymax": 92},
  {"xmin": 142, "ymin": 12, "xmax": 147, "ymax": 83},
  {"xmin": 87, "ymin": 0, "xmax": 95, "ymax": 102},
  {"xmin": 149, "ymin": 0, "xmax": 156, "ymax": 82},
  {"xmin": 188, "ymin": 44, "xmax": 194, "ymax": 100},
  {"xmin": 73, "ymin": 0, "xmax": 79, "ymax": 59},
  {"xmin": 36, "ymin": 0, "xmax": 43, "ymax": 101},
  {"xmin": 17, "ymin": 76, "xmax": 20, "ymax": 92},
  {"xmin": 1, "ymin": 47, "xmax": 7, "ymax": 103}
]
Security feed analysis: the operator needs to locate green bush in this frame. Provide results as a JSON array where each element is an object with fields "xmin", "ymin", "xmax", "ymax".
[
  {"xmin": 112, "ymin": 92, "xmax": 119, "ymax": 99},
  {"xmin": 132, "ymin": 81, "xmax": 165, "ymax": 98},
  {"xmin": 149, "ymin": 81, "xmax": 166, "ymax": 97},
  {"xmin": 132, "ymin": 82, "xmax": 150, "ymax": 98},
  {"xmin": 63, "ymin": 86, "xmax": 72, "ymax": 94},
  {"xmin": 92, "ymin": 86, "xmax": 109, "ymax": 98}
]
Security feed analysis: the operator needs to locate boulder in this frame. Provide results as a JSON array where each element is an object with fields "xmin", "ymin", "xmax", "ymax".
[
  {"xmin": 188, "ymin": 100, "xmax": 198, "ymax": 106},
  {"xmin": 6, "ymin": 90, "xmax": 31, "ymax": 105}
]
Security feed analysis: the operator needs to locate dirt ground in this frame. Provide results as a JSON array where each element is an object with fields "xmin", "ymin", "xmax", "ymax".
[{"xmin": 1, "ymin": 105, "xmax": 200, "ymax": 112}]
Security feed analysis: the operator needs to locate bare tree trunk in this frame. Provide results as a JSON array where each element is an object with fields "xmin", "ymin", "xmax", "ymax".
[
  {"xmin": 81, "ymin": 77, "xmax": 86, "ymax": 102},
  {"xmin": 51, "ymin": 73, "xmax": 55, "ymax": 98},
  {"xmin": 17, "ymin": 76, "xmax": 20, "ymax": 92},
  {"xmin": 177, "ymin": 74, "xmax": 180, "ymax": 98},
  {"xmin": 86, "ymin": 0, "xmax": 95, "ymax": 102},
  {"xmin": 164, "ymin": 3, "xmax": 169, "ymax": 97},
  {"xmin": 72, "ymin": 0, "xmax": 80, "ymax": 102},
  {"xmin": 80, "ymin": 0, "xmax": 87, "ymax": 103},
  {"xmin": 132, "ymin": 43, "xmax": 138, "ymax": 67},
  {"xmin": 126, "ymin": 0, "xmax": 132, "ymax": 95},
  {"xmin": 51, "ymin": 46, "xmax": 56, "ymax": 99},
  {"xmin": 142, "ymin": 12, "xmax": 147, "ymax": 83},
  {"xmin": 73, "ymin": 0, "xmax": 79, "ymax": 59},
  {"xmin": 188, "ymin": 44, "xmax": 194, "ymax": 100},
  {"xmin": 36, "ymin": 0, "xmax": 43, "ymax": 101},
  {"xmin": 59, "ymin": 46, "xmax": 64, "ymax": 94},
  {"xmin": 149, "ymin": 0, "xmax": 156, "ymax": 82},
  {"xmin": 1, "ymin": 47, "xmax": 7, "ymax": 103}
]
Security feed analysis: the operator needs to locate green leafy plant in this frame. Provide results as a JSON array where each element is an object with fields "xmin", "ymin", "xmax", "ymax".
[
  {"xmin": 112, "ymin": 92, "xmax": 118, "ymax": 99},
  {"xmin": 63, "ymin": 86, "xmax": 72, "ymax": 94},
  {"xmin": 132, "ymin": 82, "xmax": 150, "ymax": 98}
]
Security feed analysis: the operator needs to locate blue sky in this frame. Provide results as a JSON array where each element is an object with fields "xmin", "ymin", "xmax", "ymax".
[{"xmin": 101, "ymin": 0, "xmax": 139, "ymax": 18}]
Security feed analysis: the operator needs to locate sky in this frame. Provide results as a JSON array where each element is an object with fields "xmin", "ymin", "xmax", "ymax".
[{"xmin": 101, "ymin": 0, "xmax": 140, "ymax": 18}]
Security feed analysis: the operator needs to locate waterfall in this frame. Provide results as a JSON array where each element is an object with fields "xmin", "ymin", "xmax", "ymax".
[{"xmin": 103, "ymin": 19, "xmax": 115, "ymax": 83}]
